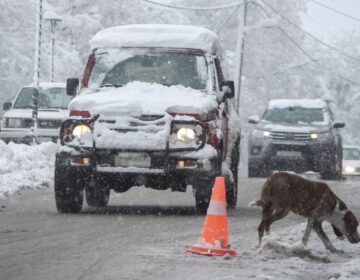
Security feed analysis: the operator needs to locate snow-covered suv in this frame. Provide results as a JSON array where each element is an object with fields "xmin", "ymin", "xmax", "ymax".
[
  {"xmin": 0, "ymin": 82, "xmax": 71, "ymax": 144},
  {"xmin": 55, "ymin": 24, "xmax": 240, "ymax": 214},
  {"xmin": 248, "ymin": 99, "xmax": 344, "ymax": 179}
]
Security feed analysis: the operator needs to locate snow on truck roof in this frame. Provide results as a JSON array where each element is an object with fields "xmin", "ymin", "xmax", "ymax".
[
  {"xmin": 89, "ymin": 24, "xmax": 221, "ymax": 55},
  {"xmin": 268, "ymin": 99, "xmax": 327, "ymax": 109}
]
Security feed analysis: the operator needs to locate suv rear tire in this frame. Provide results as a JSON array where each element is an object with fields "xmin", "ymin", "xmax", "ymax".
[{"xmin": 54, "ymin": 166, "xmax": 84, "ymax": 213}]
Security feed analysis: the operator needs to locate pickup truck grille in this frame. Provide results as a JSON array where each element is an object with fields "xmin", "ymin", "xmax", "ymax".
[
  {"xmin": 270, "ymin": 131, "xmax": 311, "ymax": 141},
  {"xmin": 94, "ymin": 115, "xmax": 171, "ymax": 150}
]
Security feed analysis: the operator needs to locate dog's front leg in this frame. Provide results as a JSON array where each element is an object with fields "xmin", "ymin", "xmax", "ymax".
[
  {"xmin": 302, "ymin": 219, "xmax": 313, "ymax": 246},
  {"xmin": 313, "ymin": 222, "xmax": 341, "ymax": 253}
]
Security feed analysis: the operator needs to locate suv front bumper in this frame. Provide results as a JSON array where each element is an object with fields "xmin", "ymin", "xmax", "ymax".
[{"xmin": 248, "ymin": 139, "xmax": 334, "ymax": 172}]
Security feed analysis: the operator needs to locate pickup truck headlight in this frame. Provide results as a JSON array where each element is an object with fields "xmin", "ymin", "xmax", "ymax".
[
  {"xmin": 60, "ymin": 119, "xmax": 95, "ymax": 147},
  {"xmin": 72, "ymin": 124, "xmax": 92, "ymax": 139},
  {"xmin": 169, "ymin": 120, "xmax": 206, "ymax": 151},
  {"xmin": 176, "ymin": 127, "xmax": 196, "ymax": 143}
]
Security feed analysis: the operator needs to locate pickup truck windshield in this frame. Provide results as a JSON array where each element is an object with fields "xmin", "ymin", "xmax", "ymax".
[
  {"xmin": 263, "ymin": 107, "xmax": 325, "ymax": 124},
  {"xmin": 13, "ymin": 87, "xmax": 71, "ymax": 109},
  {"xmin": 88, "ymin": 49, "xmax": 208, "ymax": 90}
]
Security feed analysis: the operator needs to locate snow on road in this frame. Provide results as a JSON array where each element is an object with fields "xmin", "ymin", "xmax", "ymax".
[{"xmin": 0, "ymin": 140, "xmax": 58, "ymax": 198}]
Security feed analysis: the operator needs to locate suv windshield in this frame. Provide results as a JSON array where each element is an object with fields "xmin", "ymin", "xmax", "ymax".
[
  {"xmin": 13, "ymin": 87, "xmax": 71, "ymax": 109},
  {"xmin": 343, "ymin": 148, "xmax": 360, "ymax": 160},
  {"xmin": 263, "ymin": 107, "xmax": 324, "ymax": 124},
  {"xmin": 88, "ymin": 49, "xmax": 208, "ymax": 90}
]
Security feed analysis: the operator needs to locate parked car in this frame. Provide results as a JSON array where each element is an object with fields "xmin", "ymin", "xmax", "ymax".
[
  {"xmin": 55, "ymin": 24, "xmax": 240, "ymax": 214},
  {"xmin": 248, "ymin": 99, "xmax": 344, "ymax": 179},
  {"xmin": 0, "ymin": 82, "xmax": 71, "ymax": 144},
  {"xmin": 342, "ymin": 145, "xmax": 360, "ymax": 175}
]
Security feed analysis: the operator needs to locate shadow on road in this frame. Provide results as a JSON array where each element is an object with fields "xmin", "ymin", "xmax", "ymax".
[{"xmin": 80, "ymin": 205, "xmax": 197, "ymax": 216}]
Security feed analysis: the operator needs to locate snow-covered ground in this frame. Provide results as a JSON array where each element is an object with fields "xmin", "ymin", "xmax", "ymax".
[{"xmin": 0, "ymin": 140, "xmax": 58, "ymax": 198}]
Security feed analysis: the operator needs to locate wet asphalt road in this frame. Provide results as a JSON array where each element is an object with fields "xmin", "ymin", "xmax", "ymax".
[{"xmin": 0, "ymin": 176, "xmax": 359, "ymax": 280}]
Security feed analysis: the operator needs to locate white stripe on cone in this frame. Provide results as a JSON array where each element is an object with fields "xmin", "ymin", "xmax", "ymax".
[{"xmin": 207, "ymin": 200, "xmax": 227, "ymax": 216}]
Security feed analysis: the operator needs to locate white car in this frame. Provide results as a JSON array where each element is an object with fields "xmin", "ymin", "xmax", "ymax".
[
  {"xmin": 342, "ymin": 145, "xmax": 360, "ymax": 175},
  {"xmin": 0, "ymin": 82, "xmax": 72, "ymax": 144}
]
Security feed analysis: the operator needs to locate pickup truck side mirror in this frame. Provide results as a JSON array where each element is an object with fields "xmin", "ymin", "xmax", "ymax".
[
  {"xmin": 66, "ymin": 78, "xmax": 79, "ymax": 96},
  {"xmin": 248, "ymin": 115, "xmax": 260, "ymax": 124},
  {"xmin": 220, "ymin": 80, "xmax": 235, "ymax": 100},
  {"xmin": 3, "ymin": 102, "xmax": 12, "ymax": 111},
  {"xmin": 333, "ymin": 122, "xmax": 345, "ymax": 128}
]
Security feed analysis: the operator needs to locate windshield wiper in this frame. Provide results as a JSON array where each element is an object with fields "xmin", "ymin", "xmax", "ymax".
[{"xmin": 100, "ymin": 83, "xmax": 123, "ymax": 88}]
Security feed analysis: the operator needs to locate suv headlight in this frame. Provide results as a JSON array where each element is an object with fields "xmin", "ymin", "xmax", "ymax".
[
  {"xmin": 310, "ymin": 132, "xmax": 330, "ymax": 141},
  {"xmin": 252, "ymin": 129, "xmax": 271, "ymax": 139},
  {"xmin": 6, "ymin": 118, "xmax": 24, "ymax": 128}
]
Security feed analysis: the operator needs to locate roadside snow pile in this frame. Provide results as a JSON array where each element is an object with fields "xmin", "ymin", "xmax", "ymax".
[{"xmin": 0, "ymin": 141, "xmax": 58, "ymax": 198}]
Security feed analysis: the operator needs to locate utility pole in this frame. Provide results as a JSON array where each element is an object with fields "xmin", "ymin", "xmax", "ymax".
[
  {"xmin": 32, "ymin": 0, "xmax": 43, "ymax": 144},
  {"xmin": 235, "ymin": 0, "xmax": 248, "ymax": 114},
  {"xmin": 45, "ymin": 12, "xmax": 62, "ymax": 82}
]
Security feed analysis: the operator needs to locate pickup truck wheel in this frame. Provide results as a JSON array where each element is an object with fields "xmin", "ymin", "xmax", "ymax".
[
  {"xmin": 54, "ymin": 167, "xmax": 84, "ymax": 213},
  {"xmin": 85, "ymin": 176, "xmax": 110, "ymax": 207},
  {"xmin": 194, "ymin": 178, "xmax": 214, "ymax": 215}
]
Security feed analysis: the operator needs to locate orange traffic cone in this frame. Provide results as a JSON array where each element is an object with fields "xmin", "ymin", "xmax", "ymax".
[{"xmin": 186, "ymin": 177, "xmax": 237, "ymax": 256}]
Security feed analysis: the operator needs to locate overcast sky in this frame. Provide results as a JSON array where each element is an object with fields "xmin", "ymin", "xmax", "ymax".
[{"xmin": 302, "ymin": 0, "xmax": 360, "ymax": 42}]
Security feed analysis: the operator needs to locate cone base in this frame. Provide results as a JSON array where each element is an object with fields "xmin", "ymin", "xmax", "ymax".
[{"xmin": 186, "ymin": 244, "xmax": 237, "ymax": 257}]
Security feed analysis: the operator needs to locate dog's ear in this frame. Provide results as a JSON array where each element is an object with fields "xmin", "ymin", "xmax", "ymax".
[{"xmin": 332, "ymin": 224, "xmax": 344, "ymax": 238}]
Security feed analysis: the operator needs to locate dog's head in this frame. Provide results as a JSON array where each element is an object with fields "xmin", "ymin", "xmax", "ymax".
[
  {"xmin": 332, "ymin": 210, "xmax": 360, "ymax": 243},
  {"xmin": 343, "ymin": 211, "xmax": 360, "ymax": 243}
]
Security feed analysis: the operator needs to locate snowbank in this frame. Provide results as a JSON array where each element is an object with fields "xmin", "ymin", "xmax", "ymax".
[{"xmin": 0, "ymin": 141, "xmax": 58, "ymax": 198}]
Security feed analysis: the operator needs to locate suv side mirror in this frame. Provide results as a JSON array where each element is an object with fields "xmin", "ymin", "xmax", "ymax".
[
  {"xmin": 248, "ymin": 115, "xmax": 260, "ymax": 124},
  {"xmin": 3, "ymin": 102, "xmax": 12, "ymax": 111},
  {"xmin": 220, "ymin": 80, "xmax": 235, "ymax": 100},
  {"xmin": 333, "ymin": 122, "xmax": 345, "ymax": 128},
  {"xmin": 66, "ymin": 78, "xmax": 79, "ymax": 96}
]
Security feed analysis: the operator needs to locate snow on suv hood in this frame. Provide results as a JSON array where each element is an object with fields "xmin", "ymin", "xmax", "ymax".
[
  {"xmin": 260, "ymin": 121, "xmax": 329, "ymax": 133},
  {"xmin": 69, "ymin": 82, "xmax": 218, "ymax": 116}
]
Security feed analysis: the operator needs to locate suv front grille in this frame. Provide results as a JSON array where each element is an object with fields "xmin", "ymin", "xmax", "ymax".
[{"xmin": 270, "ymin": 131, "xmax": 311, "ymax": 141}]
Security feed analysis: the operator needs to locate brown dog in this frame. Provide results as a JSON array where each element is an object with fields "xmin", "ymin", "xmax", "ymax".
[{"xmin": 253, "ymin": 171, "xmax": 360, "ymax": 252}]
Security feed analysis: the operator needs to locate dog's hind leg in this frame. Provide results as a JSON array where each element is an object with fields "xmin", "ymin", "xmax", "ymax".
[
  {"xmin": 313, "ymin": 222, "xmax": 340, "ymax": 253},
  {"xmin": 258, "ymin": 203, "xmax": 289, "ymax": 246}
]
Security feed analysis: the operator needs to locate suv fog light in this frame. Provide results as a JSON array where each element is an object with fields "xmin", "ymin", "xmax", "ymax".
[
  {"xmin": 71, "ymin": 156, "xmax": 91, "ymax": 166},
  {"xmin": 177, "ymin": 160, "xmax": 197, "ymax": 169}
]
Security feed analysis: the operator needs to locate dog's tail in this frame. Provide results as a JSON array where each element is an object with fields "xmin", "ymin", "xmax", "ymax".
[{"xmin": 248, "ymin": 200, "xmax": 263, "ymax": 208}]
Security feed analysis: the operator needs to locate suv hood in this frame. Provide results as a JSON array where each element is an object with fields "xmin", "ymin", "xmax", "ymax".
[
  {"xmin": 69, "ymin": 82, "xmax": 218, "ymax": 117},
  {"xmin": 259, "ymin": 121, "xmax": 329, "ymax": 133},
  {"xmin": 3, "ymin": 108, "xmax": 69, "ymax": 120}
]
